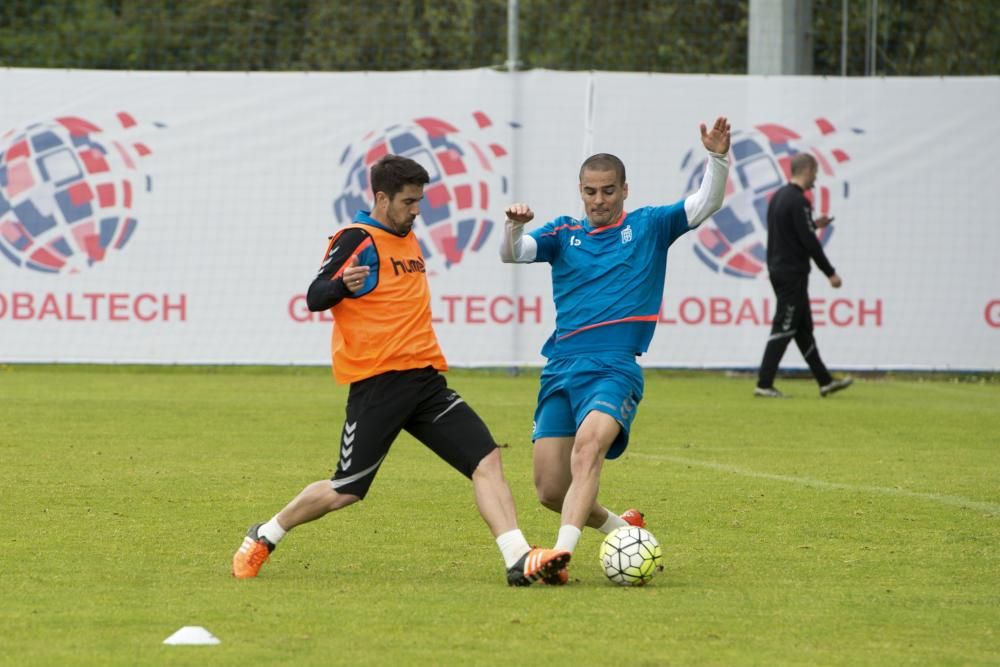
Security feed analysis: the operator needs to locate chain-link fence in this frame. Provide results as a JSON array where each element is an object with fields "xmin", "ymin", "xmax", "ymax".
[{"xmin": 0, "ymin": 1, "xmax": 996, "ymax": 75}]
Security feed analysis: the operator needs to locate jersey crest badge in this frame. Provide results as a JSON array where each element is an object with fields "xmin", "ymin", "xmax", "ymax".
[{"xmin": 621, "ymin": 225, "xmax": 633, "ymax": 244}]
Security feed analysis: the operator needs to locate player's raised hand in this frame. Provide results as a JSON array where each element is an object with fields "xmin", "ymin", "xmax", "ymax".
[
  {"xmin": 505, "ymin": 203, "xmax": 534, "ymax": 225},
  {"xmin": 700, "ymin": 116, "xmax": 731, "ymax": 155}
]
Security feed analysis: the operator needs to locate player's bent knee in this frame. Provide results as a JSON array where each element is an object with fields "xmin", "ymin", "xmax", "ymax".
[
  {"xmin": 571, "ymin": 438, "xmax": 604, "ymax": 465},
  {"xmin": 471, "ymin": 447, "xmax": 503, "ymax": 480},
  {"xmin": 533, "ymin": 472, "xmax": 569, "ymax": 511},
  {"xmin": 533, "ymin": 464, "xmax": 570, "ymax": 511},
  {"xmin": 535, "ymin": 486, "xmax": 565, "ymax": 512}
]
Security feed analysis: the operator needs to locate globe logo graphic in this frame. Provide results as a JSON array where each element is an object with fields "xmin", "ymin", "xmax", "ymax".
[
  {"xmin": 0, "ymin": 112, "xmax": 159, "ymax": 274},
  {"xmin": 680, "ymin": 118, "xmax": 860, "ymax": 279},
  {"xmin": 333, "ymin": 111, "xmax": 512, "ymax": 273}
]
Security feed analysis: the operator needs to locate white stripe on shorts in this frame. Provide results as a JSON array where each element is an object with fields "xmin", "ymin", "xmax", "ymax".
[
  {"xmin": 330, "ymin": 453, "xmax": 387, "ymax": 490},
  {"xmin": 432, "ymin": 397, "xmax": 465, "ymax": 423}
]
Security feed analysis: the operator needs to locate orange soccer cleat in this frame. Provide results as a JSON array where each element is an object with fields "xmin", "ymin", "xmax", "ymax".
[
  {"xmin": 620, "ymin": 508, "xmax": 646, "ymax": 528},
  {"xmin": 506, "ymin": 547, "xmax": 571, "ymax": 587},
  {"xmin": 231, "ymin": 524, "xmax": 275, "ymax": 579}
]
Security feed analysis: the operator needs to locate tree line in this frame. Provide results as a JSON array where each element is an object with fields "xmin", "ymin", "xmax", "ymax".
[{"xmin": 0, "ymin": 0, "xmax": 995, "ymax": 75}]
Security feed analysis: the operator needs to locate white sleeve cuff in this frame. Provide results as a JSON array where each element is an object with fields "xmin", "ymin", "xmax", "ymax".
[
  {"xmin": 499, "ymin": 219, "xmax": 538, "ymax": 263},
  {"xmin": 684, "ymin": 152, "xmax": 730, "ymax": 228}
]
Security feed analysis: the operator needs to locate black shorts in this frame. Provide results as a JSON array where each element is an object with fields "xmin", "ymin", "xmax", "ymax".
[{"xmin": 329, "ymin": 367, "xmax": 497, "ymax": 498}]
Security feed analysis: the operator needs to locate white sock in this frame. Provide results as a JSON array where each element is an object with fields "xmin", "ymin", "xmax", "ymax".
[
  {"xmin": 597, "ymin": 507, "xmax": 628, "ymax": 534},
  {"xmin": 496, "ymin": 529, "xmax": 531, "ymax": 568},
  {"xmin": 258, "ymin": 517, "xmax": 287, "ymax": 545},
  {"xmin": 554, "ymin": 525, "xmax": 582, "ymax": 553}
]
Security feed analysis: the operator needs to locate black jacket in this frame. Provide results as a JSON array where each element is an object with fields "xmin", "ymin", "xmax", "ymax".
[{"xmin": 765, "ymin": 183, "xmax": 835, "ymax": 277}]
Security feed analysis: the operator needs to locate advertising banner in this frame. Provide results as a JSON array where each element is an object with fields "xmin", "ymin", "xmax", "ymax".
[{"xmin": 1, "ymin": 69, "xmax": 997, "ymax": 370}]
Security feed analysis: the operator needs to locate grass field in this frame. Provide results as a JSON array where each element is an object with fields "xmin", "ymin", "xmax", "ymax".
[{"xmin": 2, "ymin": 365, "xmax": 998, "ymax": 666}]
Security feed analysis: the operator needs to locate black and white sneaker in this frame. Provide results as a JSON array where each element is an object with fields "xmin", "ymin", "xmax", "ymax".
[
  {"xmin": 820, "ymin": 378, "xmax": 853, "ymax": 397},
  {"xmin": 754, "ymin": 386, "xmax": 785, "ymax": 398}
]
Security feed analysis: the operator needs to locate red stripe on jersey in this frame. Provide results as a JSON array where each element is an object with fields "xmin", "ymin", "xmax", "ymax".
[
  {"xmin": 557, "ymin": 314, "xmax": 658, "ymax": 341},
  {"xmin": 539, "ymin": 223, "xmax": 583, "ymax": 237}
]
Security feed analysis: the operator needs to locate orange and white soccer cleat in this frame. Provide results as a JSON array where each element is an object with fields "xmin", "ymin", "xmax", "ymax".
[
  {"xmin": 232, "ymin": 523, "xmax": 275, "ymax": 579},
  {"xmin": 620, "ymin": 508, "xmax": 646, "ymax": 528},
  {"xmin": 506, "ymin": 547, "xmax": 571, "ymax": 587}
]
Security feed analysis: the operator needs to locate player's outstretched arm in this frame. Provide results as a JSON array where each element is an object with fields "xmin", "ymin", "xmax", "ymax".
[
  {"xmin": 500, "ymin": 203, "xmax": 539, "ymax": 263},
  {"xmin": 685, "ymin": 117, "xmax": 732, "ymax": 228}
]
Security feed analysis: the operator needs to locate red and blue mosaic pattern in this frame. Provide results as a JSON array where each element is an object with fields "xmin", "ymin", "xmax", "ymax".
[
  {"xmin": 680, "ymin": 118, "xmax": 862, "ymax": 280},
  {"xmin": 0, "ymin": 112, "xmax": 159, "ymax": 274},
  {"xmin": 333, "ymin": 111, "xmax": 513, "ymax": 271}
]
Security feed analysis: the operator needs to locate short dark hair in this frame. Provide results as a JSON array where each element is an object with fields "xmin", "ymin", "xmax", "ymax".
[
  {"xmin": 790, "ymin": 152, "xmax": 817, "ymax": 176},
  {"xmin": 580, "ymin": 153, "xmax": 626, "ymax": 185},
  {"xmin": 370, "ymin": 154, "xmax": 430, "ymax": 200}
]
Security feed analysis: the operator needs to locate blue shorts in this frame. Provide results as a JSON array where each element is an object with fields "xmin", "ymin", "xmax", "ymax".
[{"xmin": 532, "ymin": 353, "xmax": 644, "ymax": 460}]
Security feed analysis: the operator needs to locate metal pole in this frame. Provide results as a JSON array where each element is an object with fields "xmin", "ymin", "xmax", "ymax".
[
  {"xmin": 841, "ymin": 0, "xmax": 848, "ymax": 76},
  {"xmin": 864, "ymin": 0, "xmax": 870, "ymax": 76},
  {"xmin": 866, "ymin": 0, "xmax": 878, "ymax": 76},
  {"xmin": 506, "ymin": 0, "xmax": 521, "ymax": 370},
  {"xmin": 870, "ymin": 0, "xmax": 878, "ymax": 76},
  {"xmin": 506, "ymin": 0, "xmax": 519, "ymax": 72}
]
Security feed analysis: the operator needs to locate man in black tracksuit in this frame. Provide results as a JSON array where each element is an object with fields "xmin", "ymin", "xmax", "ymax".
[{"xmin": 755, "ymin": 153, "xmax": 853, "ymax": 398}]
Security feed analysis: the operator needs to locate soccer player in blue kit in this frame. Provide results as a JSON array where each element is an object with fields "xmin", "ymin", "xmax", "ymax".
[{"xmin": 501, "ymin": 117, "xmax": 731, "ymax": 582}]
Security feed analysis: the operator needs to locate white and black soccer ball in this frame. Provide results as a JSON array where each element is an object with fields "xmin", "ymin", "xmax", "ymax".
[{"xmin": 599, "ymin": 525, "xmax": 664, "ymax": 586}]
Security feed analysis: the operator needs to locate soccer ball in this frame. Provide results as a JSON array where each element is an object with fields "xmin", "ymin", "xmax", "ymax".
[{"xmin": 599, "ymin": 525, "xmax": 664, "ymax": 586}]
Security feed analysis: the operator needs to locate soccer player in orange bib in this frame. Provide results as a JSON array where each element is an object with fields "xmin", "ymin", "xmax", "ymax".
[{"xmin": 232, "ymin": 155, "xmax": 568, "ymax": 586}]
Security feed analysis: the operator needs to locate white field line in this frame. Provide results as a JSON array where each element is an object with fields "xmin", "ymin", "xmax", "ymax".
[{"xmin": 630, "ymin": 453, "xmax": 1000, "ymax": 515}]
